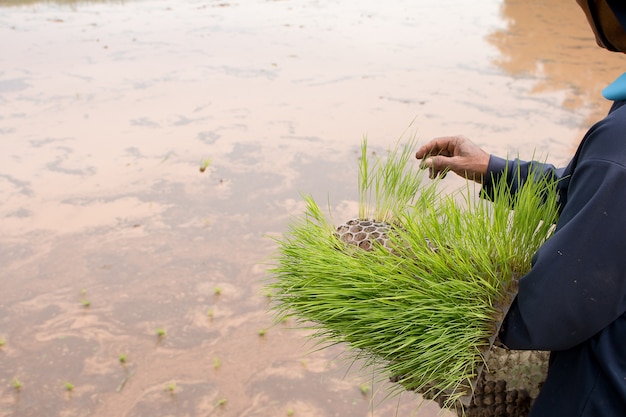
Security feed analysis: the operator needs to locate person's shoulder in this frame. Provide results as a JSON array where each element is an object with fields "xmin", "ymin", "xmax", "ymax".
[
  {"xmin": 605, "ymin": 100, "xmax": 626, "ymax": 122},
  {"xmin": 593, "ymin": 101, "xmax": 626, "ymax": 129},
  {"xmin": 579, "ymin": 102, "xmax": 626, "ymax": 166}
]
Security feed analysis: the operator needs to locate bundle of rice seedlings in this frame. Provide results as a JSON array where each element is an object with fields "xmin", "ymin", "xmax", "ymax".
[{"xmin": 267, "ymin": 138, "xmax": 558, "ymax": 416}]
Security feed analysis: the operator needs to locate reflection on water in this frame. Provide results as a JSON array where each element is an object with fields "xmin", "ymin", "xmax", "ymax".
[
  {"xmin": 489, "ymin": 0, "xmax": 625, "ymax": 130},
  {"xmin": 0, "ymin": 0, "xmax": 622, "ymax": 416}
]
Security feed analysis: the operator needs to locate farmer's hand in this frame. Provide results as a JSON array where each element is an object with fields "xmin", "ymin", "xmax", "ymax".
[{"xmin": 415, "ymin": 136, "xmax": 490, "ymax": 183}]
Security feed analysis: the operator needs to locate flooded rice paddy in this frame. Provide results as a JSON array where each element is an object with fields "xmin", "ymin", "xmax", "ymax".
[{"xmin": 0, "ymin": 0, "xmax": 624, "ymax": 416}]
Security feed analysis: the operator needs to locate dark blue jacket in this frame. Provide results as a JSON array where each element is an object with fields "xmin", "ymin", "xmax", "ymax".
[{"xmin": 482, "ymin": 100, "xmax": 626, "ymax": 416}]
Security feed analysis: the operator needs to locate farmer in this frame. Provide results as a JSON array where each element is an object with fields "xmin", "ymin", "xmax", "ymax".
[{"xmin": 415, "ymin": 1, "xmax": 626, "ymax": 416}]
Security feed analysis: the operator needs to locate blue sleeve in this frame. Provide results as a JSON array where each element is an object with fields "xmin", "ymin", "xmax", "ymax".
[{"xmin": 480, "ymin": 155, "xmax": 564, "ymax": 200}]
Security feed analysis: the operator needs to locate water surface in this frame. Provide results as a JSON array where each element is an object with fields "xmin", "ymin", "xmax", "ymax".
[{"xmin": 1, "ymin": 0, "xmax": 623, "ymax": 416}]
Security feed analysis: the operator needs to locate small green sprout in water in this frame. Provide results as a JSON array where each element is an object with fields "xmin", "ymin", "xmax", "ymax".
[
  {"xmin": 81, "ymin": 299, "xmax": 91, "ymax": 308},
  {"xmin": 0, "ymin": 338, "xmax": 5, "ymax": 347},
  {"xmin": 207, "ymin": 307, "xmax": 214, "ymax": 319},
  {"xmin": 359, "ymin": 384, "xmax": 371, "ymax": 396},
  {"xmin": 166, "ymin": 382, "xmax": 176, "ymax": 394},
  {"xmin": 214, "ymin": 287, "xmax": 222, "ymax": 296},
  {"xmin": 216, "ymin": 398, "xmax": 227, "ymax": 407},
  {"xmin": 156, "ymin": 328, "xmax": 166, "ymax": 338},
  {"xmin": 65, "ymin": 382, "xmax": 74, "ymax": 392},
  {"xmin": 258, "ymin": 328, "xmax": 267, "ymax": 337},
  {"xmin": 213, "ymin": 357, "xmax": 221, "ymax": 369},
  {"xmin": 12, "ymin": 378, "xmax": 22, "ymax": 391},
  {"xmin": 287, "ymin": 408, "xmax": 294, "ymax": 416},
  {"xmin": 119, "ymin": 354, "xmax": 127, "ymax": 364},
  {"xmin": 199, "ymin": 158, "xmax": 211, "ymax": 173}
]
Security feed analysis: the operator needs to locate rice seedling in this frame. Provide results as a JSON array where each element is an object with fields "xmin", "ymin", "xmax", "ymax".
[
  {"xmin": 214, "ymin": 287, "xmax": 222, "ymax": 296},
  {"xmin": 0, "ymin": 338, "xmax": 5, "ymax": 347},
  {"xmin": 156, "ymin": 328, "xmax": 166, "ymax": 339},
  {"xmin": 216, "ymin": 398, "xmax": 227, "ymax": 407},
  {"xmin": 267, "ymin": 137, "xmax": 559, "ymax": 414},
  {"xmin": 166, "ymin": 382, "xmax": 176, "ymax": 394},
  {"xmin": 64, "ymin": 382, "xmax": 74, "ymax": 392},
  {"xmin": 12, "ymin": 378, "xmax": 22, "ymax": 391},
  {"xmin": 258, "ymin": 328, "xmax": 267, "ymax": 337},
  {"xmin": 119, "ymin": 354, "xmax": 127, "ymax": 364},
  {"xmin": 287, "ymin": 408, "xmax": 294, "ymax": 416},
  {"xmin": 81, "ymin": 299, "xmax": 91, "ymax": 308},
  {"xmin": 213, "ymin": 357, "xmax": 221, "ymax": 369},
  {"xmin": 199, "ymin": 158, "xmax": 211, "ymax": 173}
]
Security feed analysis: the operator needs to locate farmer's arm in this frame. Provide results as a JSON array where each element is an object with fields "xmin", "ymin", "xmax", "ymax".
[
  {"xmin": 500, "ymin": 125, "xmax": 626, "ymax": 351},
  {"xmin": 480, "ymin": 156, "xmax": 563, "ymax": 200}
]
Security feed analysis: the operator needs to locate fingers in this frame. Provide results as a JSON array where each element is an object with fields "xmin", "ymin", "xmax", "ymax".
[
  {"xmin": 416, "ymin": 136, "xmax": 466, "ymax": 177},
  {"xmin": 415, "ymin": 144, "xmax": 435, "ymax": 160},
  {"xmin": 421, "ymin": 156, "xmax": 450, "ymax": 179},
  {"xmin": 415, "ymin": 136, "xmax": 463, "ymax": 160},
  {"xmin": 416, "ymin": 134, "xmax": 488, "ymax": 181}
]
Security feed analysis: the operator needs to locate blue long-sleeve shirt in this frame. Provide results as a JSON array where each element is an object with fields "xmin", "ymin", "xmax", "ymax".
[{"xmin": 482, "ymin": 100, "xmax": 626, "ymax": 417}]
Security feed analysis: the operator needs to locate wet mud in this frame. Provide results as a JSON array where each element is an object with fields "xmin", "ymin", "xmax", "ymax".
[{"xmin": 0, "ymin": 0, "xmax": 623, "ymax": 416}]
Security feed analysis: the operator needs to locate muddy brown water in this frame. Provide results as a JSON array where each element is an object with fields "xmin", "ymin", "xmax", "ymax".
[{"xmin": 0, "ymin": 1, "xmax": 623, "ymax": 416}]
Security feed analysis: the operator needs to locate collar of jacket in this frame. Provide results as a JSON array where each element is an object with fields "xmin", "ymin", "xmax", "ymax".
[{"xmin": 603, "ymin": 72, "xmax": 626, "ymax": 100}]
